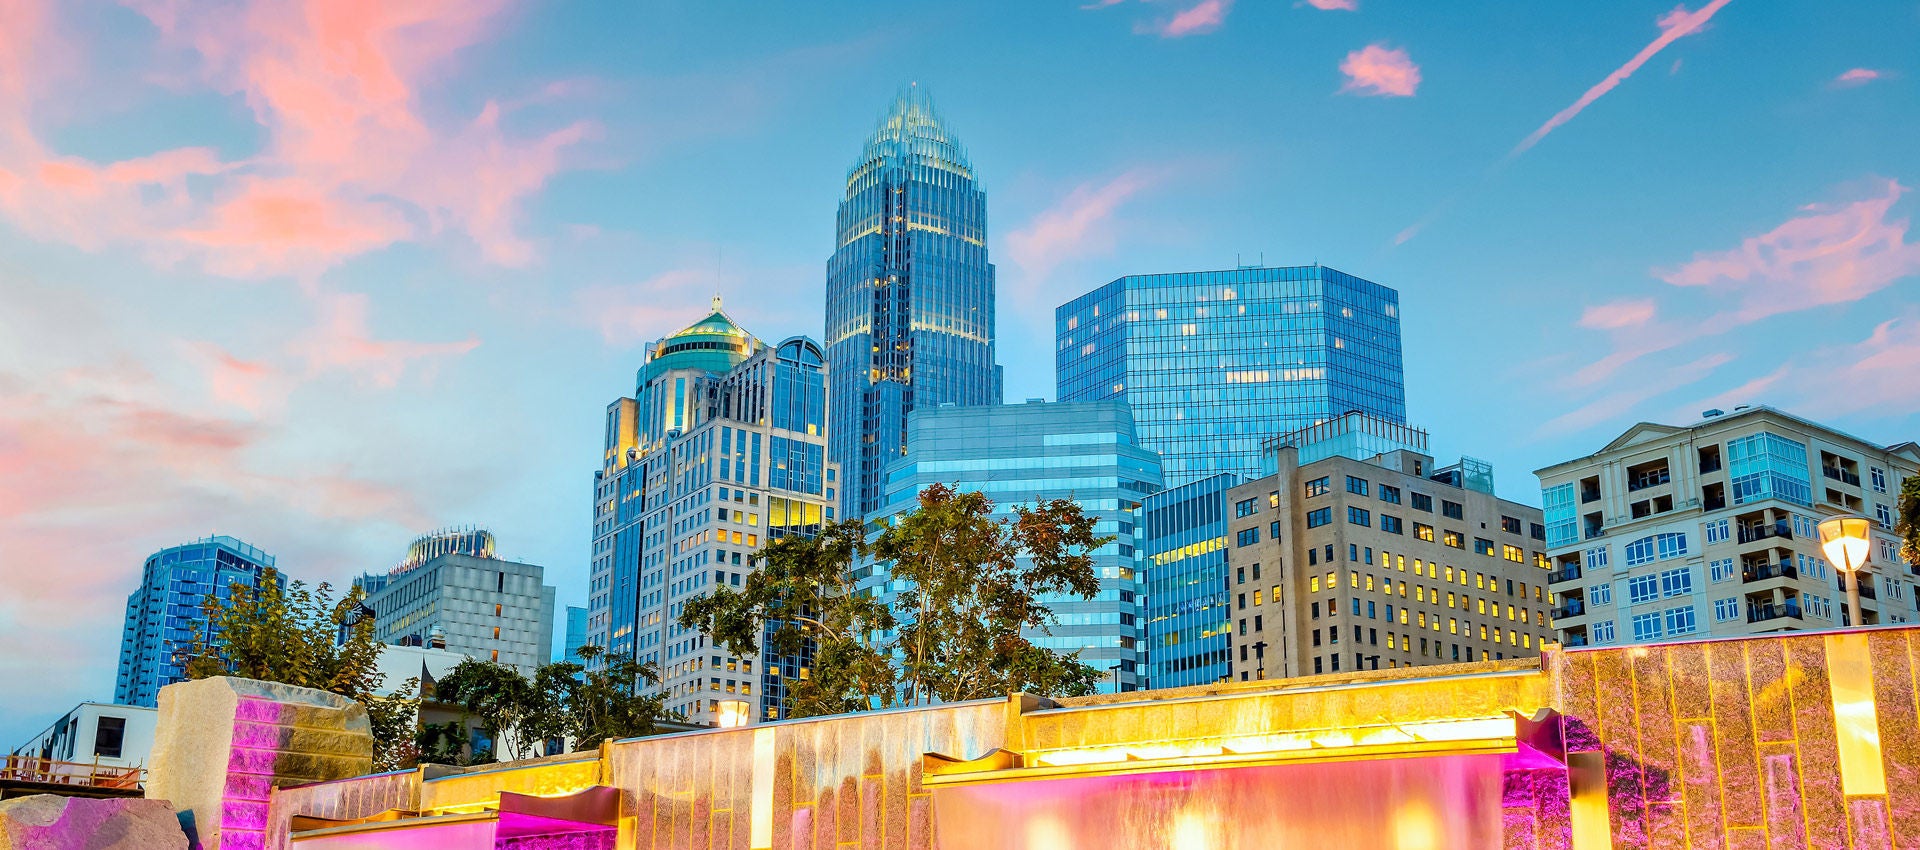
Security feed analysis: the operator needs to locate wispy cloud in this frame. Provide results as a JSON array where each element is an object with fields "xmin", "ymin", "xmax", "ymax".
[
  {"xmin": 289, "ymin": 291, "xmax": 481, "ymax": 388},
  {"xmin": 1535, "ymin": 351, "xmax": 1734, "ymax": 437},
  {"xmin": 1339, "ymin": 44, "xmax": 1420, "ymax": 97},
  {"xmin": 1301, "ymin": 0, "xmax": 1358, "ymax": 9},
  {"xmin": 1833, "ymin": 68, "xmax": 1884, "ymax": 88},
  {"xmin": 1152, "ymin": 0, "xmax": 1232, "ymax": 38},
  {"xmin": 1005, "ymin": 168, "xmax": 1163, "ymax": 284},
  {"xmin": 1510, "ymin": 0, "xmax": 1734, "ymax": 157},
  {"xmin": 1577, "ymin": 299, "xmax": 1658, "ymax": 330}
]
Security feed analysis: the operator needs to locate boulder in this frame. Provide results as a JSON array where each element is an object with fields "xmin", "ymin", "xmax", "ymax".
[{"xmin": 0, "ymin": 794, "xmax": 188, "ymax": 850}]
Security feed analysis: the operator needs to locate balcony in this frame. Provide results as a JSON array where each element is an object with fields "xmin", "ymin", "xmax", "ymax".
[
  {"xmin": 1737, "ymin": 521, "xmax": 1792, "ymax": 544},
  {"xmin": 1583, "ymin": 525, "xmax": 1605, "ymax": 541},
  {"xmin": 1627, "ymin": 468, "xmax": 1671, "ymax": 492},
  {"xmin": 1742, "ymin": 562, "xmax": 1797, "ymax": 583},
  {"xmin": 1563, "ymin": 633, "xmax": 1590, "ymax": 648},
  {"xmin": 1748, "ymin": 600, "xmax": 1803, "ymax": 624},
  {"xmin": 1551, "ymin": 599, "xmax": 1585, "ymax": 620},
  {"xmin": 1822, "ymin": 466, "xmax": 1861, "ymax": 487},
  {"xmin": 1547, "ymin": 563, "xmax": 1582, "ymax": 584},
  {"xmin": 1838, "ymin": 575, "xmax": 1877, "ymax": 600},
  {"xmin": 1703, "ymin": 493, "xmax": 1726, "ymax": 511}
]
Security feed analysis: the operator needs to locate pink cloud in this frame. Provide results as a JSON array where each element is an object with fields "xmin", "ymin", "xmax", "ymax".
[
  {"xmin": 1535, "ymin": 351, "xmax": 1734, "ymax": 437},
  {"xmin": 1833, "ymin": 68, "xmax": 1883, "ymax": 87},
  {"xmin": 173, "ymin": 176, "xmax": 413, "ymax": 278},
  {"xmin": 1339, "ymin": 44, "xmax": 1420, "ymax": 97},
  {"xmin": 290, "ymin": 291, "xmax": 480, "ymax": 387},
  {"xmin": 1005, "ymin": 169, "xmax": 1161, "ymax": 283},
  {"xmin": 1155, "ymin": 0, "xmax": 1231, "ymax": 38},
  {"xmin": 1510, "ymin": 0, "xmax": 1733, "ymax": 157},
  {"xmin": 1657, "ymin": 179, "xmax": 1920, "ymax": 324},
  {"xmin": 1577, "ymin": 299, "xmax": 1657, "ymax": 330},
  {"xmin": 1302, "ymin": 0, "xmax": 1358, "ymax": 9}
]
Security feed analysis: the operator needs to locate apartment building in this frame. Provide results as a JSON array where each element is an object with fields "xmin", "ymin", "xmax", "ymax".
[
  {"xmin": 1537, "ymin": 405, "xmax": 1919, "ymax": 647},
  {"xmin": 1225, "ymin": 413, "xmax": 1555, "ymax": 679}
]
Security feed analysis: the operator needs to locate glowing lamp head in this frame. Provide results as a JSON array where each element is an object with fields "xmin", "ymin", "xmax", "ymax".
[
  {"xmin": 1819, "ymin": 515, "xmax": 1873, "ymax": 574},
  {"xmin": 715, "ymin": 699, "xmax": 752, "ymax": 728}
]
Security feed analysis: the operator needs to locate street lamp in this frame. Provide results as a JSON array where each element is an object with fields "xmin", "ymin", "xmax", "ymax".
[
  {"xmin": 1819, "ymin": 515, "xmax": 1873, "ymax": 628},
  {"xmin": 715, "ymin": 699, "xmax": 752, "ymax": 728}
]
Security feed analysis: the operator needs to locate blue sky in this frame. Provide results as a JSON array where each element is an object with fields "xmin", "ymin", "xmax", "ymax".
[{"xmin": 1, "ymin": 0, "xmax": 1917, "ymax": 741}]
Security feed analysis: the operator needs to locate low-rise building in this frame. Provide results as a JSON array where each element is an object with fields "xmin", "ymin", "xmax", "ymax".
[
  {"xmin": 1536, "ymin": 405, "xmax": 1920, "ymax": 647},
  {"xmin": 1225, "ymin": 413, "xmax": 1555, "ymax": 679},
  {"xmin": 10, "ymin": 702, "xmax": 157, "ymax": 772}
]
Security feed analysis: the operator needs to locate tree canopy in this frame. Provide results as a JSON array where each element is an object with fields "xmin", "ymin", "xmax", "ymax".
[
  {"xmin": 679, "ymin": 483, "xmax": 1111, "ymax": 718},
  {"xmin": 434, "ymin": 647, "xmax": 677, "ymax": 764},
  {"xmin": 1898, "ymin": 473, "xmax": 1920, "ymax": 568}
]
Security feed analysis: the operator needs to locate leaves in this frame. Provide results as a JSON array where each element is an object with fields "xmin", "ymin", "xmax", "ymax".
[
  {"xmin": 430, "ymin": 647, "xmax": 677, "ymax": 764},
  {"xmin": 1899, "ymin": 474, "xmax": 1920, "ymax": 568}
]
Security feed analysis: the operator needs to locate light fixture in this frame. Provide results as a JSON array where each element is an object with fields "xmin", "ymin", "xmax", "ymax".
[
  {"xmin": 1819, "ymin": 514, "xmax": 1872, "ymax": 627},
  {"xmin": 715, "ymin": 699, "xmax": 752, "ymax": 729}
]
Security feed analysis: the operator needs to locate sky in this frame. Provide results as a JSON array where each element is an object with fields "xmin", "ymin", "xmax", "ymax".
[{"xmin": 1, "ymin": 0, "xmax": 1917, "ymax": 742}]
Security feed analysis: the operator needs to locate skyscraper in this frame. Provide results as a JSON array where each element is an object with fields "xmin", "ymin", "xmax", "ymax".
[
  {"xmin": 1139, "ymin": 472, "xmax": 1242, "ymax": 689},
  {"xmin": 859, "ymin": 399, "xmax": 1162, "ymax": 692},
  {"xmin": 359, "ymin": 528, "xmax": 556, "ymax": 675},
  {"xmin": 1056, "ymin": 265, "xmax": 1406, "ymax": 488},
  {"xmin": 826, "ymin": 87, "xmax": 1001, "ymax": 520},
  {"xmin": 115, "ymin": 535, "xmax": 275, "ymax": 708},
  {"xmin": 588, "ymin": 300, "xmax": 839, "ymax": 723}
]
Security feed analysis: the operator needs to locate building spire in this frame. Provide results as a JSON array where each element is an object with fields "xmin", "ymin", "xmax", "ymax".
[{"xmin": 712, "ymin": 294, "xmax": 723, "ymax": 312}]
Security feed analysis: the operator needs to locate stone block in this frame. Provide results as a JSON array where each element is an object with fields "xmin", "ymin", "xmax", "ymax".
[
  {"xmin": 147, "ymin": 677, "xmax": 372, "ymax": 850},
  {"xmin": 0, "ymin": 794, "xmax": 189, "ymax": 850}
]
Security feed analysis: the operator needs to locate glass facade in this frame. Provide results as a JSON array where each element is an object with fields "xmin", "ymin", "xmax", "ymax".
[
  {"xmin": 861, "ymin": 400, "xmax": 1163, "ymax": 692},
  {"xmin": 1056, "ymin": 265, "xmax": 1406, "ymax": 487},
  {"xmin": 115, "ymin": 536, "xmax": 274, "ymax": 707},
  {"xmin": 1728, "ymin": 431, "xmax": 1813, "ymax": 506},
  {"xmin": 826, "ymin": 88, "xmax": 1001, "ymax": 521},
  {"xmin": 1140, "ymin": 473, "xmax": 1242, "ymax": 688}
]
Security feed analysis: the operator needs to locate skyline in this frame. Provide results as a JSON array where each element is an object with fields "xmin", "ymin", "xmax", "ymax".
[{"xmin": 2, "ymin": 0, "xmax": 1918, "ymax": 742}]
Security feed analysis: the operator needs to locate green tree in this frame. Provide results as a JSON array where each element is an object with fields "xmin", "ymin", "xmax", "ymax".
[
  {"xmin": 566, "ymin": 645, "xmax": 676, "ymax": 744},
  {"xmin": 1898, "ymin": 474, "xmax": 1920, "ymax": 568},
  {"xmin": 680, "ymin": 518, "xmax": 897, "ymax": 718},
  {"xmin": 430, "ymin": 649, "xmax": 678, "ymax": 764},
  {"xmin": 878, "ymin": 483, "xmax": 1108, "ymax": 704},
  {"xmin": 181, "ymin": 567, "xmax": 417, "ymax": 770}
]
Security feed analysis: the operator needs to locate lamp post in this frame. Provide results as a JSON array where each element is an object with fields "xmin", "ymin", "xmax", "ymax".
[
  {"xmin": 1819, "ymin": 515, "xmax": 1873, "ymax": 628},
  {"xmin": 715, "ymin": 698, "xmax": 752, "ymax": 729},
  {"xmin": 1251, "ymin": 641, "xmax": 1268, "ymax": 680}
]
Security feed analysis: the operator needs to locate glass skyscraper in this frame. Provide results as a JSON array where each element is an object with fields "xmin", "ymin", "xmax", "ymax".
[
  {"xmin": 858, "ymin": 400, "xmax": 1162, "ymax": 692},
  {"xmin": 1056, "ymin": 265, "xmax": 1406, "ymax": 488},
  {"xmin": 825, "ymin": 87, "xmax": 1001, "ymax": 520},
  {"xmin": 115, "ymin": 535, "xmax": 275, "ymax": 708},
  {"xmin": 1139, "ymin": 472, "xmax": 1242, "ymax": 689}
]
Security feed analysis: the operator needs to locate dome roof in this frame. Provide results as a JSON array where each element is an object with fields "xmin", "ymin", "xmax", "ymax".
[
  {"xmin": 668, "ymin": 298, "xmax": 746, "ymax": 340},
  {"xmin": 641, "ymin": 297, "xmax": 758, "ymax": 383}
]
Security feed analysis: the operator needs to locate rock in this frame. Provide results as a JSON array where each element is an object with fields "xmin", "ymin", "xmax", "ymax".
[
  {"xmin": 0, "ymin": 794, "xmax": 188, "ymax": 850},
  {"xmin": 147, "ymin": 677, "xmax": 373, "ymax": 850}
]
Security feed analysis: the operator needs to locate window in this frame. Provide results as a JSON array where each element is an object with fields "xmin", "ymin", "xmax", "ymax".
[
  {"xmin": 1704, "ymin": 519, "xmax": 1729, "ymax": 545},
  {"xmin": 1624, "ymin": 533, "xmax": 1688, "ymax": 566},
  {"xmin": 1591, "ymin": 620, "xmax": 1617, "ymax": 644},
  {"xmin": 1442, "ymin": 500, "xmax": 1464, "ymax": 520},
  {"xmin": 1589, "ymin": 583, "xmax": 1612, "ymax": 605},
  {"xmin": 1503, "ymin": 545, "xmax": 1524, "ymax": 563},
  {"xmin": 1443, "ymin": 531, "xmax": 1464, "ymax": 549},
  {"xmin": 1727, "ymin": 432, "xmax": 1812, "ymax": 506},
  {"xmin": 1236, "ymin": 528, "xmax": 1260, "ymax": 546},
  {"xmin": 1306, "ymin": 508, "xmax": 1332, "ymax": 528},
  {"xmin": 94, "ymin": 716, "xmax": 126, "ymax": 758},
  {"xmin": 1348, "ymin": 507, "xmax": 1371, "ymax": 527},
  {"xmin": 1631, "ymin": 612, "xmax": 1664, "ymax": 641},
  {"xmin": 1659, "ymin": 566, "xmax": 1693, "ymax": 598},
  {"xmin": 1627, "ymin": 574, "xmax": 1660, "ymax": 605},
  {"xmin": 1871, "ymin": 466, "xmax": 1887, "ymax": 493},
  {"xmin": 1530, "ymin": 522, "xmax": 1547, "ymax": 541},
  {"xmin": 1236, "ymin": 498, "xmax": 1258, "ymax": 518},
  {"xmin": 1305, "ymin": 476, "xmax": 1331, "ymax": 498},
  {"xmin": 1411, "ymin": 492, "xmax": 1434, "ymax": 512},
  {"xmin": 1713, "ymin": 597, "xmax": 1741, "ymax": 622},
  {"xmin": 1381, "ymin": 515, "xmax": 1403, "ymax": 534},
  {"xmin": 1270, "ymin": 520, "xmax": 1282, "ymax": 540},
  {"xmin": 1379, "ymin": 485, "xmax": 1401, "ymax": 504},
  {"xmin": 1543, "ymin": 483, "xmax": 1577, "ymax": 547},
  {"xmin": 1584, "ymin": 546, "xmax": 1609, "ymax": 572},
  {"xmin": 1501, "ymin": 516, "xmax": 1522, "ymax": 535},
  {"xmin": 1473, "ymin": 538, "xmax": 1495, "ymax": 557},
  {"xmin": 1415, "ymin": 523, "xmax": 1435, "ymax": 542},
  {"xmin": 1877, "ymin": 503, "xmax": 1894, "ymax": 529},
  {"xmin": 1347, "ymin": 476, "xmax": 1370, "ymax": 496},
  {"xmin": 1709, "ymin": 558, "xmax": 1735, "ymax": 583},
  {"xmin": 1665, "ymin": 605, "xmax": 1697, "ymax": 636}
]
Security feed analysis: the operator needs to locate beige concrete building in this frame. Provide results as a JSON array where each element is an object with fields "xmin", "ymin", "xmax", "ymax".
[
  {"xmin": 1536, "ymin": 404, "xmax": 1919, "ymax": 647},
  {"xmin": 1224, "ymin": 414, "xmax": 1554, "ymax": 680}
]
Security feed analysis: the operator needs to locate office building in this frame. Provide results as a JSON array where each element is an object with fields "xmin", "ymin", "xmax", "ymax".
[
  {"xmin": 589, "ymin": 301, "xmax": 839, "ymax": 723},
  {"xmin": 1056, "ymin": 265, "xmax": 1406, "ymax": 487},
  {"xmin": 1226, "ymin": 413, "xmax": 1553, "ymax": 679},
  {"xmin": 1538, "ymin": 405, "xmax": 1920, "ymax": 646},
  {"xmin": 825, "ymin": 87, "xmax": 1001, "ymax": 520},
  {"xmin": 115, "ymin": 536, "xmax": 276, "ymax": 708},
  {"xmin": 360, "ymin": 528, "xmax": 556, "ymax": 675},
  {"xmin": 1139, "ymin": 473, "xmax": 1242, "ymax": 689},
  {"xmin": 859, "ymin": 399, "xmax": 1162, "ymax": 691},
  {"xmin": 560, "ymin": 605, "xmax": 587, "ymax": 664},
  {"xmin": 11, "ymin": 702, "xmax": 157, "ymax": 770}
]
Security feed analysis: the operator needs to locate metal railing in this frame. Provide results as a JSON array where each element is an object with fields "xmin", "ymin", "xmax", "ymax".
[
  {"xmin": 1741, "ymin": 562, "xmax": 1797, "ymax": 583},
  {"xmin": 0, "ymin": 755, "xmax": 144, "ymax": 790},
  {"xmin": 1822, "ymin": 466, "xmax": 1861, "ymax": 487},
  {"xmin": 1546, "ymin": 563, "xmax": 1582, "ymax": 584},
  {"xmin": 1747, "ymin": 601, "xmax": 1803, "ymax": 624},
  {"xmin": 1839, "ymin": 575, "xmax": 1877, "ymax": 600},
  {"xmin": 1737, "ymin": 521, "xmax": 1792, "ymax": 544},
  {"xmin": 1550, "ymin": 599, "xmax": 1585, "ymax": 620}
]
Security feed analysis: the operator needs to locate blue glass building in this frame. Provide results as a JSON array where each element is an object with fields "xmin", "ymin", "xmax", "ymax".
[
  {"xmin": 115, "ymin": 536, "xmax": 275, "ymax": 707},
  {"xmin": 589, "ymin": 299, "xmax": 838, "ymax": 723},
  {"xmin": 561, "ymin": 605, "xmax": 587, "ymax": 664},
  {"xmin": 825, "ymin": 88, "xmax": 1001, "ymax": 521},
  {"xmin": 1056, "ymin": 265, "xmax": 1406, "ymax": 487},
  {"xmin": 859, "ymin": 400, "xmax": 1162, "ymax": 691},
  {"xmin": 1139, "ymin": 472, "xmax": 1242, "ymax": 688}
]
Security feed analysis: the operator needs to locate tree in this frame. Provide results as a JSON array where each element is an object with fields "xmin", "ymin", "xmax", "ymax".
[
  {"xmin": 877, "ymin": 484, "xmax": 1108, "ymax": 704},
  {"xmin": 430, "ymin": 648, "xmax": 677, "ymax": 764},
  {"xmin": 1898, "ymin": 474, "xmax": 1920, "ymax": 568},
  {"xmin": 435, "ymin": 659, "xmax": 538, "ymax": 762},
  {"xmin": 181, "ymin": 568, "xmax": 419, "ymax": 771},
  {"xmin": 678, "ymin": 483, "xmax": 1111, "ymax": 717},
  {"xmin": 566, "ymin": 645, "xmax": 676, "ymax": 744},
  {"xmin": 680, "ymin": 518, "xmax": 897, "ymax": 718}
]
